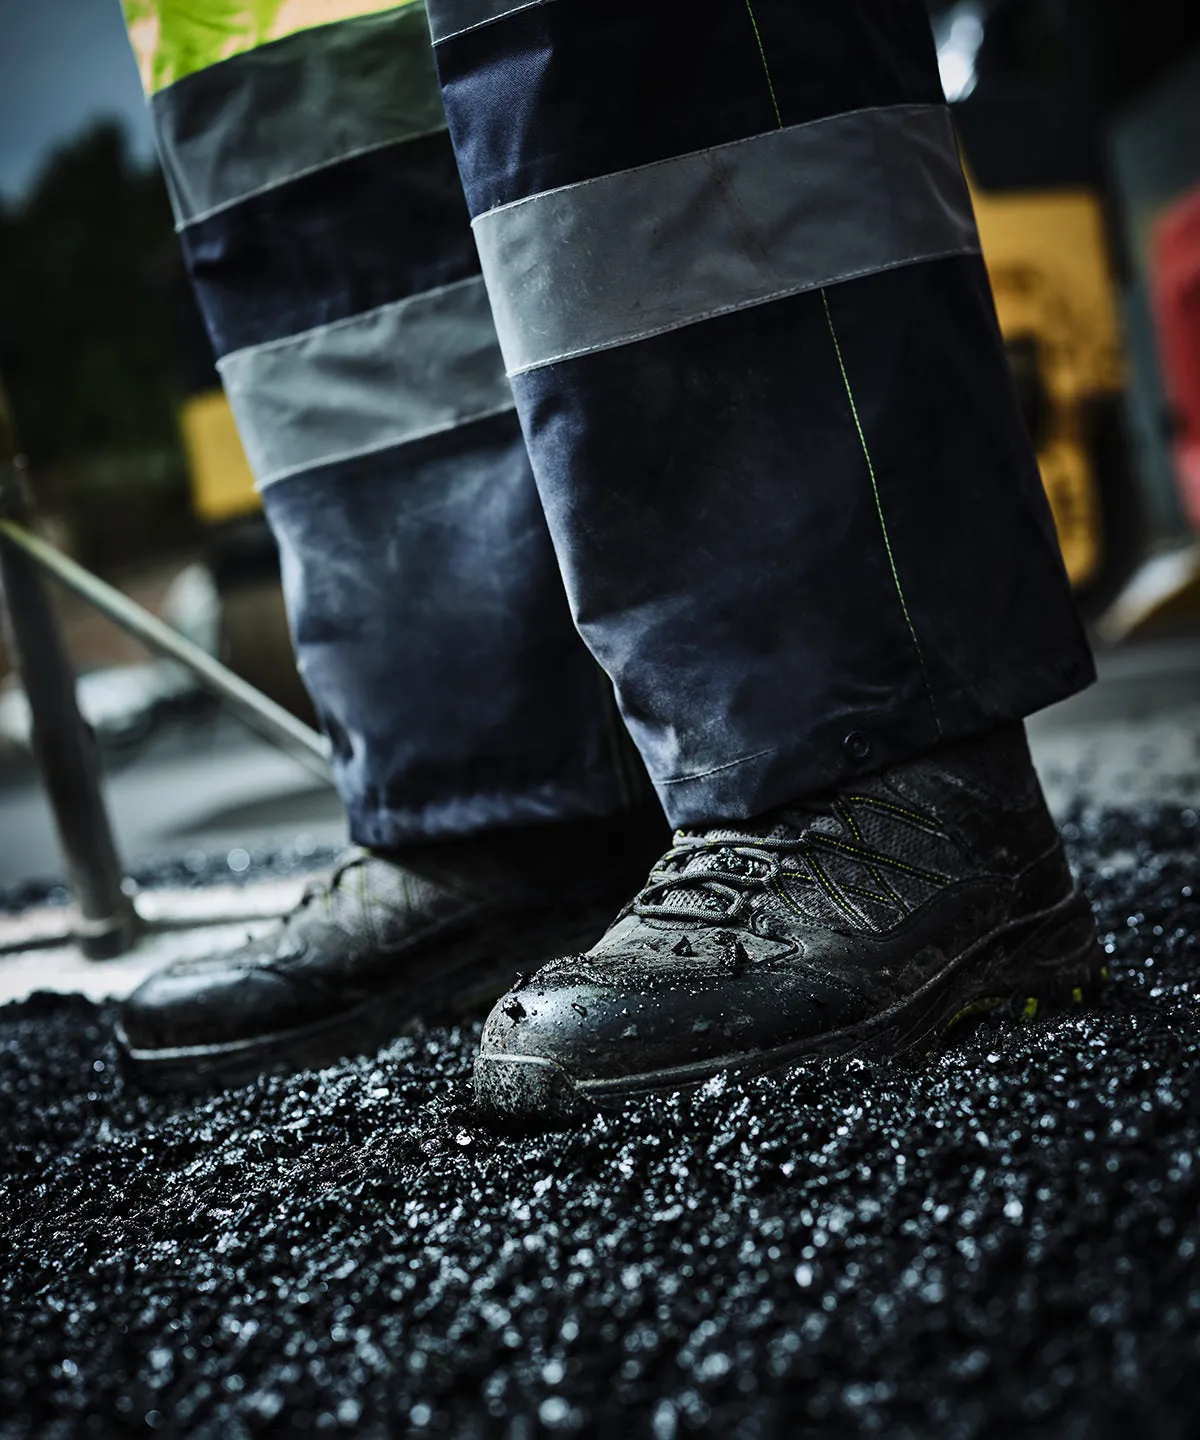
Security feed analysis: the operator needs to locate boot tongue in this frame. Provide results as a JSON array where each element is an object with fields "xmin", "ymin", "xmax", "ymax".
[
  {"xmin": 647, "ymin": 819, "xmax": 800, "ymax": 916},
  {"xmin": 650, "ymin": 882, "xmax": 736, "ymax": 916},
  {"xmin": 651, "ymin": 801, "xmax": 840, "ymax": 911},
  {"xmin": 675, "ymin": 796, "xmax": 832, "ymax": 852}
]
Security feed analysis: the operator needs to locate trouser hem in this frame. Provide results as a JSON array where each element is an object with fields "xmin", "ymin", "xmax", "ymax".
[
  {"xmin": 650, "ymin": 651, "xmax": 1095, "ymax": 828},
  {"xmin": 346, "ymin": 776, "xmax": 644, "ymax": 848}
]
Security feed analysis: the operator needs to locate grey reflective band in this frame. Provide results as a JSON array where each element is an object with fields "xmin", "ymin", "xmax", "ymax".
[
  {"xmin": 428, "ymin": 0, "xmax": 551, "ymax": 44},
  {"xmin": 473, "ymin": 104, "xmax": 981, "ymax": 376},
  {"xmin": 154, "ymin": 4, "xmax": 445, "ymax": 228},
  {"xmin": 217, "ymin": 277, "xmax": 515, "ymax": 489}
]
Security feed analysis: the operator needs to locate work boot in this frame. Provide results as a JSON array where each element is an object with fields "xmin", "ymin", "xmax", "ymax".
[
  {"xmin": 118, "ymin": 806, "xmax": 668, "ymax": 1089},
  {"xmin": 474, "ymin": 725, "xmax": 1101, "ymax": 1127}
]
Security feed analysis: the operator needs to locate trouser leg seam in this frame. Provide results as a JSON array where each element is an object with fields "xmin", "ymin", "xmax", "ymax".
[
  {"xmin": 741, "ymin": 0, "xmax": 783, "ymax": 129},
  {"xmin": 737, "ymin": 0, "xmax": 943, "ymax": 742},
  {"xmin": 819, "ymin": 286, "xmax": 944, "ymax": 738}
]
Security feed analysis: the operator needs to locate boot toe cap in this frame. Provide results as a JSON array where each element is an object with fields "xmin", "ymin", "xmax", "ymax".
[
  {"xmin": 473, "ymin": 958, "xmax": 861, "ymax": 1126},
  {"xmin": 119, "ymin": 951, "xmax": 309, "ymax": 1056}
]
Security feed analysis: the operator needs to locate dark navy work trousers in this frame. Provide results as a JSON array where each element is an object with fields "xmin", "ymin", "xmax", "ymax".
[{"xmin": 142, "ymin": 0, "xmax": 1093, "ymax": 845}]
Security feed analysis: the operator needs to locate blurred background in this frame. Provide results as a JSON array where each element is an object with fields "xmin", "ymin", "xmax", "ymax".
[{"xmin": 2, "ymin": 0, "xmax": 1200, "ymax": 892}]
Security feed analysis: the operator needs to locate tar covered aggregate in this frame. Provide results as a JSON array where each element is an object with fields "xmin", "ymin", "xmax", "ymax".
[{"xmin": 4, "ymin": 805, "xmax": 1200, "ymax": 1439}]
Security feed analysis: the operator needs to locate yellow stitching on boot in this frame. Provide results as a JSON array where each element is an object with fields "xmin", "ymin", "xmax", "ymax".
[
  {"xmin": 838, "ymin": 801, "xmax": 902, "ymax": 906},
  {"xmin": 773, "ymin": 877, "xmax": 810, "ymax": 918},
  {"xmin": 946, "ymin": 996, "xmax": 1002, "ymax": 1031},
  {"xmin": 809, "ymin": 833, "xmax": 949, "ymax": 884},
  {"xmin": 841, "ymin": 881, "xmax": 895, "ymax": 905},
  {"xmin": 805, "ymin": 851, "xmax": 878, "ymax": 932},
  {"xmin": 846, "ymin": 794, "xmax": 947, "ymax": 834}
]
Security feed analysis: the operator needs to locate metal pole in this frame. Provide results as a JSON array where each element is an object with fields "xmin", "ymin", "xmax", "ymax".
[
  {"xmin": 0, "ymin": 517, "xmax": 332, "ymax": 783},
  {"xmin": 0, "ymin": 392, "xmax": 139, "ymax": 958}
]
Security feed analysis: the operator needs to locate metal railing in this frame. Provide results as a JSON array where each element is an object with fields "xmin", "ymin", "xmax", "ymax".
[{"xmin": 0, "ymin": 384, "xmax": 332, "ymax": 958}]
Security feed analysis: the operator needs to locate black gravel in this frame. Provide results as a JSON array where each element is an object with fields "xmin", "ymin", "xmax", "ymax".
[{"xmin": 3, "ymin": 804, "xmax": 1200, "ymax": 1439}]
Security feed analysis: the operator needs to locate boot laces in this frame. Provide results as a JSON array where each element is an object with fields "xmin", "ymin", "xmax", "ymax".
[
  {"xmin": 633, "ymin": 799, "xmax": 944, "ymax": 926},
  {"xmin": 633, "ymin": 808, "xmax": 836, "ymax": 924}
]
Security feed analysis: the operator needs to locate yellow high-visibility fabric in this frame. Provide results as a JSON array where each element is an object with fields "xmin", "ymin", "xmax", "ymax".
[{"xmin": 122, "ymin": 0, "xmax": 419, "ymax": 94}]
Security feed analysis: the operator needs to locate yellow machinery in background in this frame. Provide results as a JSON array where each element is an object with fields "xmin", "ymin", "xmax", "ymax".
[
  {"xmin": 176, "ymin": 383, "xmax": 312, "ymax": 721},
  {"xmin": 932, "ymin": 0, "xmax": 1151, "ymax": 613},
  {"xmin": 178, "ymin": 387, "xmax": 257, "ymax": 528},
  {"xmin": 972, "ymin": 177, "xmax": 1126, "ymax": 592}
]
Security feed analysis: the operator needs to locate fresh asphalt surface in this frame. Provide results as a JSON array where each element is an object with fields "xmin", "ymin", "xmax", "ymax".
[{"xmin": 3, "ymin": 643, "xmax": 1200, "ymax": 1438}]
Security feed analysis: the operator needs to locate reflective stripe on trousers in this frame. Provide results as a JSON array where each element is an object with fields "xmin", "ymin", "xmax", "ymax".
[
  {"xmin": 122, "ymin": 0, "xmax": 644, "ymax": 843},
  {"xmin": 428, "ymin": 0, "xmax": 1093, "ymax": 821},
  {"xmin": 125, "ymin": 0, "xmax": 1093, "ymax": 838}
]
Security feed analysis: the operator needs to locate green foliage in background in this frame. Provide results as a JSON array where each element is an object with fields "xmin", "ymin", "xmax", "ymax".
[{"xmin": 0, "ymin": 122, "xmax": 194, "ymax": 569}]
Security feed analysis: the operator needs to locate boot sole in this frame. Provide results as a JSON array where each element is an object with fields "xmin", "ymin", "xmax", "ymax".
[
  {"xmin": 117, "ymin": 903, "xmax": 617, "ymax": 1094},
  {"xmin": 473, "ymin": 886, "xmax": 1103, "ymax": 1129}
]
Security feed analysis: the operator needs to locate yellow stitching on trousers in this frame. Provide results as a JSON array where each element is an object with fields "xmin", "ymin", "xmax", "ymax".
[
  {"xmin": 741, "ymin": 0, "xmax": 783, "ymax": 129},
  {"xmin": 821, "ymin": 287, "xmax": 943, "ymax": 737},
  {"xmin": 740, "ymin": 0, "xmax": 942, "ymax": 739}
]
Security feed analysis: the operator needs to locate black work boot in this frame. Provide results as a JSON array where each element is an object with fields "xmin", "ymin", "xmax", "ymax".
[
  {"xmin": 117, "ymin": 806, "xmax": 668, "ymax": 1089},
  {"xmin": 474, "ymin": 725, "xmax": 1101, "ymax": 1127}
]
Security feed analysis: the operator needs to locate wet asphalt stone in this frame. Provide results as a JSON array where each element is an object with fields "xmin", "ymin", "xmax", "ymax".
[{"xmin": 3, "ymin": 805, "xmax": 1200, "ymax": 1439}]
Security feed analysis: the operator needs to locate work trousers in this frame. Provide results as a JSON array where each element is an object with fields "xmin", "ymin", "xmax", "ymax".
[{"xmin": 124, "ymin": 0, "xmax": 1093, "ymax": 845}]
